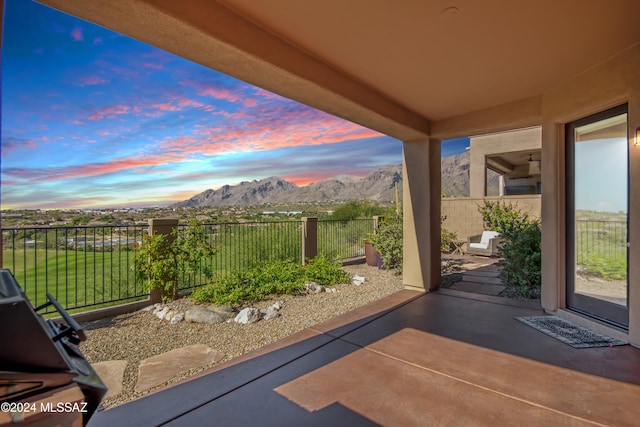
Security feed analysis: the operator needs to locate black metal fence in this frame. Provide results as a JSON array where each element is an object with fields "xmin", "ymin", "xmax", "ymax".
[
  {"xmin": 1, "ymin": 218, "xmax": 374, "ymax": 314},
  {"xmin": 317, "ymin": 219, "xmax": 375, "ymax": 261},
  {"xmin": 576, "ymin": 220, "xmax": 627, "ymax": 259},
  {"xmin": 1, "ymin": 225, "xmax": 148, "ymax": 313}
]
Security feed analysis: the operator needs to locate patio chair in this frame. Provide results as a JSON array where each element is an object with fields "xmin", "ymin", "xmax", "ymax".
[{"xmin": 466, "ymin": 231, "xmax": 502, "ymax": 256}]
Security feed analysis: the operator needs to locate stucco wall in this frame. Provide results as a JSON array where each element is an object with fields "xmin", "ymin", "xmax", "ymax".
[
  {"xmin": 441, "ymin": 195, "xmax": 541, "ymax": 240},
  {"xmin": 541, "ymin": 42, "xmax": 640, "ymax": 345}
]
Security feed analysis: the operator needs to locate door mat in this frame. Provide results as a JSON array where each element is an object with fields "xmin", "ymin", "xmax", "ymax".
[{"xmin": 515, "ymin": 316, "xmax": 627, "ymax": 348}]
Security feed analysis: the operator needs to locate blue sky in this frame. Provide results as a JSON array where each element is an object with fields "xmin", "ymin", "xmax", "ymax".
[
  {"xmin": 1, "ymin": 0, "xmax": 468, "ymax": 210},
  {"xmin": 575, "ymin": 137, "xmax": 628, "ymax": 213}
]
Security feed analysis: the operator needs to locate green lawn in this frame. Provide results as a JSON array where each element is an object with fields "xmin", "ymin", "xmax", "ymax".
[{"xmin": 3, "ymin": 248, "xmax": 145, "ymax": 312}]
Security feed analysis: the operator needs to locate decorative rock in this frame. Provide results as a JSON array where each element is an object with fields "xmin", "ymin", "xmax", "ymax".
[
  {"xmin": 140, "ymin": 304, "xmax": 156, "ymax": 312},
  {"xmin": 164, "ymin": 310, "xmax": 176, "ymax": 321},
  {"xmin": 261, "ymin": 306, "xmax": 280, "ymax": 320},
  {"xmin": 235, "ymin": 307, "xmax": 262, "ymax": 324},
  {"xmin": 185, "ymin": 305, "xmax": 233, "ymax": 325},
  {"xmin": 352, "ymin": 275, "xmax": 366, "ymax": 286},
  {"xmin": 170, "ymin": 313, "xmax": 184, "ymax": 324},
  {"xmin": 270, "ymin": 301, "xmax": 284, "ymax": 310},
  {"xmin": 305, "ymin": 282, "xmax": 325, "ymax": 293},
  {"xmin": 155, "ymin": 307, "xmax": 169, "ymax": 320}
]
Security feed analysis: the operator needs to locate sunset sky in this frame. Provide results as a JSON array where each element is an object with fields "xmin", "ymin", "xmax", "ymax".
[{"xmin": 1, "ymin": 0, "xmax": 468, "ymax": 210}]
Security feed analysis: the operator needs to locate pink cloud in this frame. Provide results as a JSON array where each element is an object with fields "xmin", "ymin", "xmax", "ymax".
[
  {"xmin": 197, "ymin": 87, "xmax": 242, "ymax": 103},
  {"xmin": 1, "ymin": 137, "xmax": 37, "ymax": 157},
  {"xmin": 152, "ymin": 102, "xmax": 181, "ymax": 111},
  {"xmin": 88, "ymin": 104, "xmax": 131, "ymax": 120},
  {"xmin": 70, "ymin": 26, "xmax": 83, "ymax": 42},
  {"xmin": 78, "ymin": 75, "xmax": 109, "ymax": 86},
  {"xmin": 2, "ymin": 155, "xmax": 177, "ymax": 183},
  {"xmin": 177, "ymin": 97, "xmax": 205, "ymax": 109},
  {"xmin": 143, "ymin": 62, "xmax": 163, "ymax": 70}
]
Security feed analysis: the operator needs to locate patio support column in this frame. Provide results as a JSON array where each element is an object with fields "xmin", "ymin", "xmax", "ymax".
[{"xmin": 402, "ymin": 139, "xmax": 441, "ymax": 292}]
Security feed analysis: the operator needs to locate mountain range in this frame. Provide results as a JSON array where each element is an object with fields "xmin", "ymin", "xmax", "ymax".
[{"xmin": 171, "ymin": 152, "xmax": 482, "ymax": 207}]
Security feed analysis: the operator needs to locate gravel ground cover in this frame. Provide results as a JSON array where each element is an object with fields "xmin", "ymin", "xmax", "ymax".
[{"xmin": 80, "ymin": 264, "xmax": 404, "ymax": 408}]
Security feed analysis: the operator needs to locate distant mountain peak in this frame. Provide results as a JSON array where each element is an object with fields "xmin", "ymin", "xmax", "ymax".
[{"xmin": 170, "ymin": 153, "xmax": 475, "ymax": 208}]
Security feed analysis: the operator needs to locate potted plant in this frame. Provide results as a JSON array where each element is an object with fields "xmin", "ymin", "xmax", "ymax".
[{"xmin": 367, "ymin": 215, "xmax": 402, "ymax": 271}]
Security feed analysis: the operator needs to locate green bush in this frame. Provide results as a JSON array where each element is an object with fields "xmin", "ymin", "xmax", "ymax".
[
  {"xmin": 479, "ymin": 200, "xmax": 541, "ymax": 298},
  {"xmin": 440, "ymin": 215, "xmax": 457, "ymax": 253},
  {"xmin": 191, "ymin": 256, "xmax": 349, "ymax": 307},
  {"xmin": 133, "ymin": 218, "xmax": 216, "ymax": 300},
  {"xmin": 367, "ymin": 215, "xmax": 403, "ymax": 271}
]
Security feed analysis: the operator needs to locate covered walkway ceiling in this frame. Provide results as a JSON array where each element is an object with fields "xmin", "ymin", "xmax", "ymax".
[{"xmin": 38, "ymin": 0, "xmax": 640, "ymax": 140}]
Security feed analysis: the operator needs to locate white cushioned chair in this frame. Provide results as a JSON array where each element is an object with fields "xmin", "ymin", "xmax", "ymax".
[{"xmin": 466, "ymin": 231, "xmax": 502, "ymax": 256}]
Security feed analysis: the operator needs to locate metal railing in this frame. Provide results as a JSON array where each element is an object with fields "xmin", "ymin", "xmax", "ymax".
[
  {"xmin": 1, "ymin": 218, "xmax": 374, "ymax": 313},
  {"xmin": 1, "ymin": 225, "xmax": 148, "ymax": 313},
  {"xmin": 317, "ymin": 218, "xmax": 374, "ymax": 261},
  {"xmin": 576, "ymin": 220, "xmax": 627, "ymax": 260},
  {"xmin": 177, "ymin": 220, "xmax": 302, "ymax": 290}
]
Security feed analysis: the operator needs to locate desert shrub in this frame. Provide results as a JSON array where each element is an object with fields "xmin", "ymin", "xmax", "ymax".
[
  {"xmin": 368, "ymin": 215, "xmax": 403, "ymax": 272},
  {"xmin": 191, "ymin": 256, "xmax": 349, "ymax": 307},
  {"xmin": 133, "ymin": 218, "xmax": 216, "ymax": 300},
  {"xmin": 479, "ymin": 200, "xmax": 541, "ymax": 298},
  {"xmin": 440, "ymin": 215, "xmax": 458, "ymax": 253}
]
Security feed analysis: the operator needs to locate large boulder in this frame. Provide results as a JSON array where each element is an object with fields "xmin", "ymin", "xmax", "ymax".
[{"xmin": 185, "ymin": 305, "xmax": 234, "ymax": 324}]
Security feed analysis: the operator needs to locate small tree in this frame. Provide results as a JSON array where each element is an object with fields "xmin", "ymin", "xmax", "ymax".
[
  {"xmin": 478, "ymin": 200, "xmax": 541, "ymax": 298},
  {"xmin": 133, "ymin": 218, "xmax": 216, "ymax": 300}
]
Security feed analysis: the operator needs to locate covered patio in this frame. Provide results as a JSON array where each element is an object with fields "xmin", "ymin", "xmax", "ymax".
[
  {"xmin": 87, "ymin": 289, "xmax": 640, "ymax": 426},
  {"xmin": 13, "ymin": 0, "xmax": 640, "ymax": 424}
]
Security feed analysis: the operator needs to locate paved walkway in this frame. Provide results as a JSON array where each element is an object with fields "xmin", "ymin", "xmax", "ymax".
[
  {"xmin": 445, "ymin": 254, "xmax": 507, "ymax": 296},
  {"xmin": 88, "ymin": 289, "xmax": 640, "ymax": 427}
]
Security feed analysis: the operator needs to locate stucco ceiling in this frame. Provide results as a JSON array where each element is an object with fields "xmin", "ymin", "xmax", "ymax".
[{"xmin": 221, "ymin": 0, "xmax": 640, "ymax": 121}]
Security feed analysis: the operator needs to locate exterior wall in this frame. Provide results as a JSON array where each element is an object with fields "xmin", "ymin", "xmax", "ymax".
[
  {"xmin": 469, "ymin": 127, "xmax": 542, "ymax": 197},
  {"xmin": 441, "ymin": 195, "xmax": 541, "ymax": 241},
  {"xmin": 541, "ymin": 43, "xmax": 640, "ymax": 346}
]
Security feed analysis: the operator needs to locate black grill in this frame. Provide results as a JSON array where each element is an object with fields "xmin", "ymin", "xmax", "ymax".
[{"xmin": 0, "ymin": 269, "xmax": 107, "ymax": 424}]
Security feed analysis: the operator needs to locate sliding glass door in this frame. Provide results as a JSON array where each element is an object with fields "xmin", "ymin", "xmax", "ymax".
[{"xmin": 566, "ymin": 104, "xmax": 629, "ymax": 328}]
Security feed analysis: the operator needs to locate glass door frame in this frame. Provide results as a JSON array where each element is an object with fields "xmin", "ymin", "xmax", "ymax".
[{"xmin": 565, "ymin": 103, "xmax": 629, "ymax": 328}]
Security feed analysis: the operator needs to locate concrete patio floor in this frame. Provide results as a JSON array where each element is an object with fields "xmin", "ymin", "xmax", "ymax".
[{"xmin": 87, "ymin": 288, "xmax": 640, "ymax": 427}]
